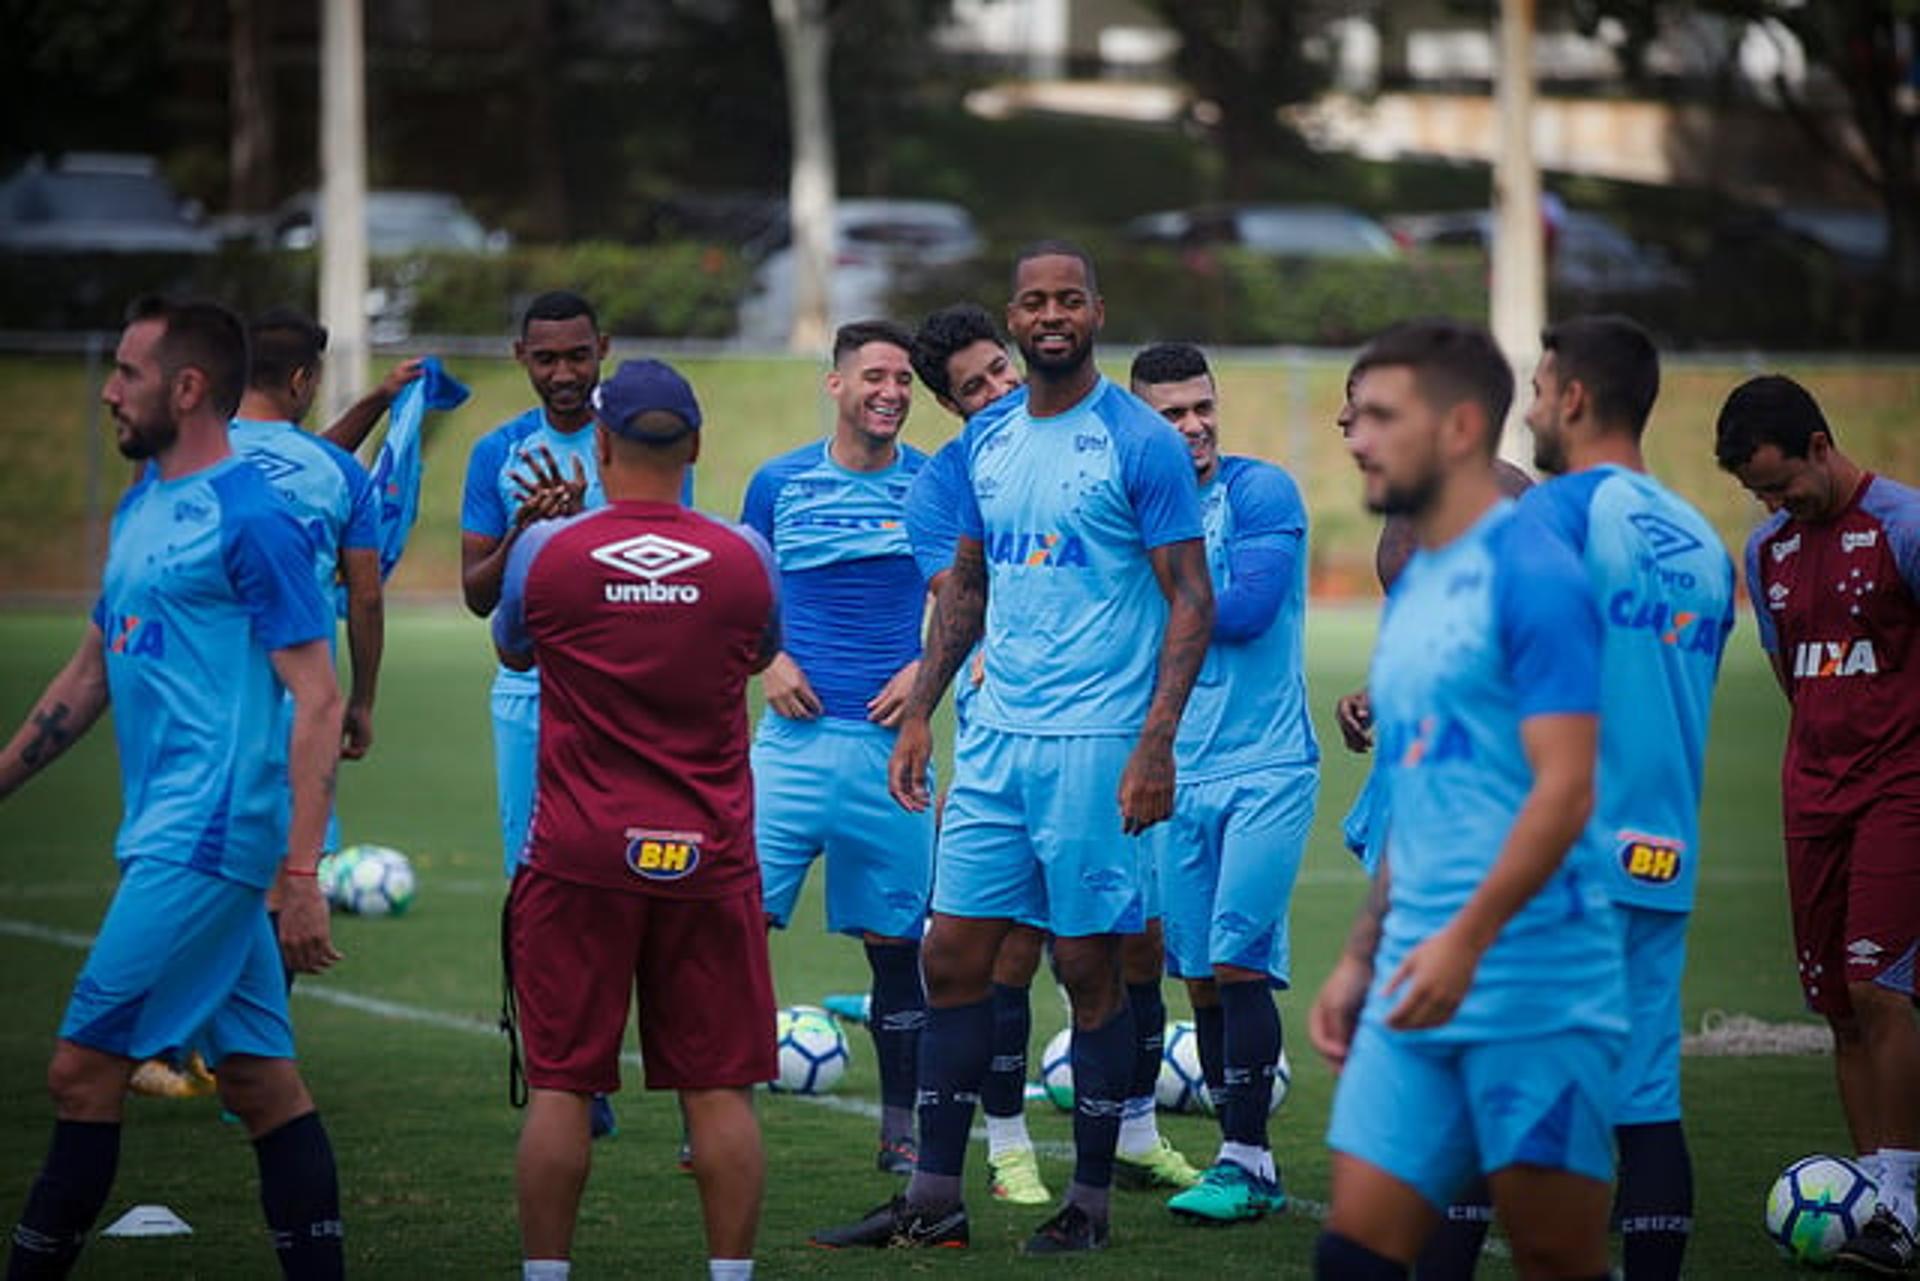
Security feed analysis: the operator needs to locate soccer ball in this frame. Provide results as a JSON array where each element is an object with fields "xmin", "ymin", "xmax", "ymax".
[
  {"xmin": 771, "ymin": 1005, "xmax": 850, "ymax": 1094},
  {"xmin": 1040, "ymin": 1027, "xmax": 1074, "ymax": 1111},
  {"xmin": 1156, "ymin": 1020, "xmax": 1293, "ymax": 1115},
  {"xmin": 1765, "ymin": 1154, "xmax": 1878, "ymax": 1265},
  {"xmin": 328, "ymin": 844, "xmax": 416, "ymax": 917}
]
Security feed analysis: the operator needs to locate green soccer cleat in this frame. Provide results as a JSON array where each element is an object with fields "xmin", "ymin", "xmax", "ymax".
[
  {"xmin": 1114, "ymin": 1135, "xmax": 1203, "ymax": 1190},
  {"xmin": 987, "ymin": 1145, "xmax": 1052, "ymax": 1205},
  {"xmin": 1167, "ymin": 1161, "xmax": 1287, "ymax": 1224}
]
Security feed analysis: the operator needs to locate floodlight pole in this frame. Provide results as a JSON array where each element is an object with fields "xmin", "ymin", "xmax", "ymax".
[
  {"xmin": 1490, "ymin": 0, "xmax": 1544, "ymax": 470},
  {"xmin": 772, "ymin": 0, "xmax": 836, "ymax": 357},
  {"xmin": 319, "ymin": 0, "xmax": 369, "ymax": 420}
]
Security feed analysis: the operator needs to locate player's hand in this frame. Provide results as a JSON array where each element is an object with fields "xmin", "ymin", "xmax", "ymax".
[
  {"xmin": 378, "ymin": 357, "xmax": 426, "ymax": 400},
  {"xmin": 1118, "ymin": 737, "xmax": 1175, "ymax": 835},
  {"xmin": 968, "ymin": 648, "xmax": 985, "ymax": 689},
  {"xmin": 510, "ymin": 447, "xmax": 587, "ymax": 519},
  {"xmin": 1335, "ymin": 687, "xmax": 1373, "ymax": 754},
  {"xmin": 763, "ymin": 653, "xmax": 823, "ymax": 720},
  {"xmin": 889, "ymin": 716, "xmax": 934, "ymax": 812},
  {"xmin": 1309, "ymin": 954, "xmax": 1373, "ymax": 1070},
  {"xmin": 277, "ymin": 873, "xmax": 343, "ymax": 975},
  {"xmin": 340, "ymin": 701, "xmax": 374, "ymax": 760},
  {"xmin": 1381, "ymin": 924, "xmax": 1482, "ymax": 1031},
  {"xmin": 867, "ymin": 660, "xmax": 919, "ymax": 729}
]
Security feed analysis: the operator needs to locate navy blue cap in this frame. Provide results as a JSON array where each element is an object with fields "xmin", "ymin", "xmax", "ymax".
[{"xmin": 590, "ymin": 358, "xmax": 703, "ymax": 441}]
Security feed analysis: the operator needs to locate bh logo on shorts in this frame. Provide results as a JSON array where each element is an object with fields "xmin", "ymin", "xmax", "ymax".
[
  {"xmin": 624, "ymin": 827, "xmax": 704, "ymax": 881},
  {"xmin": 592, "ymin": 533, "xmax": 710, "ymax": 604},
  {"xmin": 1618, "ymin": 833, "xmax": 1683, "ymax": 885}
]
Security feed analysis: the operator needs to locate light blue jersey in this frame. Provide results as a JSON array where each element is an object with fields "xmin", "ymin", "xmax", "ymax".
[
  {"xmin": 1179, "ymin": 455, "xmax": 1318, "ymax": 777},
  {"xmin": 1367, "ymin": 500, "xmax": 1625, "ymax": 1042},
  {"xmin": 232, "ymin": 418, "xmax": 378, "ymax": 621},
  {"xmin": 1519, "ymin": 466, "xmax": 1736, "ymax": 913},
  {"xmin": 954, "ymin": 380, "xmax": 1203, "ymax": 735},
  {"xmin": 91, "ymin": 458, "xmax": 333, "ymax": 889},
  {"xmin": 903, "ymin": 437, "xmax": 979, "ymax": 722},
  {"xmin": 741, "ymin": 438, "xmax": 929, "ymax": 722}
]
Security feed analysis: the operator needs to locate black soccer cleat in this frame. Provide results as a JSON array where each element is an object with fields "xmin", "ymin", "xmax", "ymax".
[
  {"xmin": 809, "ymin": 1194, "xmax": 970, "ymax": 1250},
  {"xmin": 1836, "ymin": 1205, "xmax": 1919, "ymax": 1276},
  {"xmin": 1021, "ymin": 1201, "xmax": 1110, "ymax": 1255},
  {"xmin": 876, "ymin": 1134, "xmax": 918, "ymax": 1176}
]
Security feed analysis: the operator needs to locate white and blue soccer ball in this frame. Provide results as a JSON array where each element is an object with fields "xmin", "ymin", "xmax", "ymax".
[
  {"xmin": 1765, "ymin": 1154, "xmax": 1878, "ymax": 1265},
  {"xmin": 771, "ymin": 1005, "xmax": 850, "ymax": 1094},
  {"xmin": 1157, "ymin": 1019, "xmax": 1292, "ymax": 1116},
  {"xmin": 1040, "ymin": 1027, "xmax": 1074, "ymax": 1111},
  {"xmin": 323, "ymin": 844, "xmax": 416, "ymax": 917}
]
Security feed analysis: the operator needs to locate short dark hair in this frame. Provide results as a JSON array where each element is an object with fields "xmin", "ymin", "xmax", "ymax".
[
  {"xmin": 1130, "ymin": 342, "xmax": 1211, "ymax": 390},
  {"xmin": 1541, "ymin": 314, "xmax": 1659, "ymax": 437},
  {"xmin": 126, "ymin": 295, "xmax": 249, "ymax": 419},
  {"xmin": 1011, "ymin": 239, "xmax": 1099, "ymax": 296},
  {"xmin": 1351, "ymin": 319, "xmax": 1513, "ymax": 454},
  {"xmin": 911, "ymin": 304, "xmax": 1003, "ymax": 400},
  {"xmin": 832, "ymin": 318, "xmax": 913, "ymax": 366},
  {"xmin": 520, "ymin": 290, "xmax": 598, "ymax": 337},
  {"xmin": 248, "ymin": 306, "xmax": 328, "ymax": 392},
  {"xmin": 1714, "ymin": 374, "xmax": 1835, "ymax": 471}
]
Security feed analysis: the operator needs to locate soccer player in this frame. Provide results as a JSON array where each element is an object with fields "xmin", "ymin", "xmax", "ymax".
[
  {"xmin": 494, "ymin": 358, "xmax": 781, "ymax": 1281},
  {"xmin": 1129, "ymin": 342, "xmax": 1317, "ymax": 1224},
  {"xmin": 0, "ymin": 296, "xmax": 347, "ymax": 1279},
  {"xmin": 741, "ymin": 319, "xmax": 932, "ymax": 1175},
  {"xmin": 1309, "ymin": 319, "xmax": 1625, "ymax": 1281},
  {"xmin": 1715, "ymin": 374, "xmax": 1920, "ymax": 1274},
  {"xmin": 816, "ymin": 241, "xmax": 1213, "ymax": 1254}
]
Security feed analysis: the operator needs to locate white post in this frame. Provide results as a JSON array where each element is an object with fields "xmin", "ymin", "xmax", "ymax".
[
  {"xmin": 772, "ymin": 0, "xmax": 836, "ymax": 356},
  {"xmin": 1489, "ymin": 0, "xmax": 1543, "ymax": 469},
  {"xmin": 319, "ymin": 0, "xmax": 369, "ymax": 420}
]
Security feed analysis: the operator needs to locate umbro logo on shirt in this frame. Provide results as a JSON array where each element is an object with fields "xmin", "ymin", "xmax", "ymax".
[
  {"xmin": 592, "ymin": 533, "xmax": 710, "ymax": 604},
  {"xmin": 1628, "ymin": 511, "xmax": 1704, "ymax": 561},
  {"xmin": 242, "ymin": 449, "xmax": 302, "ymax": 483}
]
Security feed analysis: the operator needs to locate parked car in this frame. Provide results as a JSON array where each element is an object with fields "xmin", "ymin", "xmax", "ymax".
[
  {"xmin": 1124, "ymin": 204, "xmax": 1400, "ymax": 259},
  {"xmin": 0, "ymin": 153, "xmax": 216, "ymax": 255},
  {"xmin": 264, "ymin": 188, "xmax": 510, "ymax": 256},
  {"xmin": 1384, "ymin": 207, "xmax": 1688, "ymax": 294},
  {"xmin": 736, "ymin": 199, "xmax": 984, "ymax": 346}
]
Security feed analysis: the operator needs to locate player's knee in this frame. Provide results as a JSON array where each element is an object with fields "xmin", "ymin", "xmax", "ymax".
[
  {"xmin": 214, "ymin": 1056, "xmax": 310, "ymax": 1131},
  {"xmin": 1503, "ymin": 1226, "xmax": 1608, "ymax": 1279},
  {"xmin": 45, "ymin": 1046, "xmax": 124, "ymax": 1119},
  {"xmin": 1119, "ymin": 924, "xmax": 1164, "ymax": 983}
]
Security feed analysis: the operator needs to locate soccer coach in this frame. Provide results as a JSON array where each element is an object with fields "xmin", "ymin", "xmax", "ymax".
[{"xmin": 493, "ymin": 359, "xmax": 783, "ymax": 1281}]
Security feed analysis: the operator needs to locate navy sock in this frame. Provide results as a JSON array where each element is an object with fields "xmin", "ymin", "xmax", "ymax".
[
  {"xmin": 981, "ymin": 982, "xmax": 1031, "ymax": 1119},
  {"xmin": 8, "ymin": 1120, "xmax": 120, "ymax": 1279},
  {"xmin": 1317, "ymin": 1230, "xmax": 1410, "ymax": 1280},
  {"xmin": 1617, "ymin": 1121, "xmax": 1692, "ymax": 1281},
  {"xmin": 1069, "ymin": 1003, "xmax": 1135, "ymax": 1197},
  {"xmin": 906, "ymin": 997, "xmax": 994, "ymax": 1207},
  {"xmin": 1125, "ymin": 980, "xmax": 1165, "ymax": 1104},
  {"xmin": 1194, "ymin": 1001, "xmax": 1226, "ymax": 1100},
  {"xmin": 1218, "ymin": 979, "xmax": 1279, "ymax": 1150},
  {"xmin": 253, "ymin": 1111, "xmax": 344, "ymax": 1280},
  {"xmin": 865, "ymin": 941, "xmax": 926, "ymax": 1142},
  {"xmin": 1414, "ymin": 1175, "xmax": 1492, "ymax": 1280}
]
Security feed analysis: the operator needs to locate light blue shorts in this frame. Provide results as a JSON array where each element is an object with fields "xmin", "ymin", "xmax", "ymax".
[
  {"xmin": 934, "ymin": 730, "xmax": 1147, "ymax": 939},
  {"xmin": 1614, "ymin": 905, "xmax": 1688, "ymax": 1126},
  {"xmin": 1327, "ymin": 1020, "xmax": 1622, "ymax": 1211},
  {"xmin": 753, "ymin": 714, "xmax": 933, "ymax": 940},
  {"xmin": 1342, "ymin": 763, "xmax": 1389, "ymax": 876},
  {"xmin": 491, "ymin": 675, "xmax": 540, "ymax": 878},
  {"xmin": 60, "ymin": 858, "xmax": 295, "ymax": 1065},
  {"xmin": 1158, "ymin": 763, "xmax": 1317, "ymax": 986}
]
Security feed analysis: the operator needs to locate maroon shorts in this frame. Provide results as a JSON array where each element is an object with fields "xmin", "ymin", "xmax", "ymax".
[
  {"xmin": 1786, "ymin": 792, "xmax": 1920, "ymax": 1018},
  {"xmin": 508, "ymin": 869, "xmax": 777, "ymax": 1093}
]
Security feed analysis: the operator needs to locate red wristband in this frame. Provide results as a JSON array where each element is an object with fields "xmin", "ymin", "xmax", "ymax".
[{"xmin": 284, "ymin": 868, "xmax": 320, "ymax": 878}]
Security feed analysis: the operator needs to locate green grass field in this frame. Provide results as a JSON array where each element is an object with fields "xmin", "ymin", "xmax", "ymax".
[{"xmin": 0, "ymin": 605, "xmax": 1850, "ymax": 1278}]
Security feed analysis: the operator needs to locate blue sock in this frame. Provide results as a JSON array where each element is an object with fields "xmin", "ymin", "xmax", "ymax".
[
  {"xmin": 1069, "ymin": 1003, "xmax": 1135, "ymax": 1199},
  {"xmin": 1415, "ymin": 1175, "xmax": 1493, "ymax": 1280},
  {"xmin": 906, "ymin": 997, "xmax": 993, "ymax": 1209},
  {"xmin": 1316, "ymin": 1230, "xmax": 1409, "ymax": 1280},
  {"xmin": 8, "ymin": 1120, "xmax": 120, "ymax": 1279},
  {"xmin": 865, "ymin": 940, "xmax": 926, "ymax": 1144},
  {"xmin": 1218, "ymin": 979, "xmax": 1279, "ymax": 1150},
  {"xmin": 981, "ymin": 982, "xmax": 1031, "ymax": 1118},
  {"xmin": 253, "ymin": 1111, "xmax": 344, "ymax": 1280},
  {"xmin": 1194, "ymin": 1001, "xmax": 1226, "ymax": 1099},
  {"xmin": 1125, "ymin": 980, "xmax": 1165, "ymax": 1104},
  {"xmin": 1617, "ymin": 1121, "xmax": 1692, "ymax": 1281}
]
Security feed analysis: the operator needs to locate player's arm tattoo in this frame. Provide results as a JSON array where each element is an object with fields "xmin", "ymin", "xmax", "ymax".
[
  {"xmin": 1139, "ymin": 539, "xmax": 1215, "ymax": 746},
  {"xmin": 21, "ymin": 703, "xmax": 71, "ymax": 768},
  {"xmin": 904, "ymin": 537, "xmax": 987, "ymax": 721},
  {"xmin": 1342, "ymin": 866, "xmax": 1391, "ymax": 967}
]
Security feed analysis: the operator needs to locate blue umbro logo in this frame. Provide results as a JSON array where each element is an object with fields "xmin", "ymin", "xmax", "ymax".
[
  {"xmin": 243, "ymin": 449, "xmax": 302, "ymax": 483},
  {"xmin": 1628, "ymin": 512, "xmax": 1703, "ymax": 562}
]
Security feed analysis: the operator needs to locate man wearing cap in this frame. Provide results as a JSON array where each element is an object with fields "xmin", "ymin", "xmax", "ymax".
[{"xmin": 494, "ymin": 360, "xmax": 783, "ymax": 1281}]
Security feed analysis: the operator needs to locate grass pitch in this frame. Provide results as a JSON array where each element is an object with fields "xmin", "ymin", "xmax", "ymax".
[{"xmin": 0, "ymin": 605, "xmax": 1844, "ymax": 1278}]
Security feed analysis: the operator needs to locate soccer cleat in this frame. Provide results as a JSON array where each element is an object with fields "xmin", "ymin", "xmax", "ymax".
[
  {"xmin": 589, "ymin": 1093, "xmax": 618, "ymax": 1141},
  {"xmin": 809, "ymin": 1195, "xmax": 969, "ymax": 1250},
  {"xmin": 1114, "ymin": 1135, "xmax": 1203, "ymax": 1190},
  {"xmin": 1022, "ymin": 1202, "xmax": 1109, "ymax": 1255},
  {"xmin": 1167, "ymin": 1161, "xmax": 1287, "ymax": 1224},
  {"xmin": 129, "ymin": 1054, "xmax": 217, "ymax": 1100},
  {"xmin": 987, "ymin": 1145, "xmax": 1052, "ymax": 1205},
  {"xmin": 821, "ymin": 992, "xmax": 873, "ymax": 1024},
  {"xmin": 1835, "ymin": 1205, "xmax": 1919, "ymax": 1275},
  {"xmin": 876, "ymin": 1135, "xmax": 918, "ymax": 1176}
]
